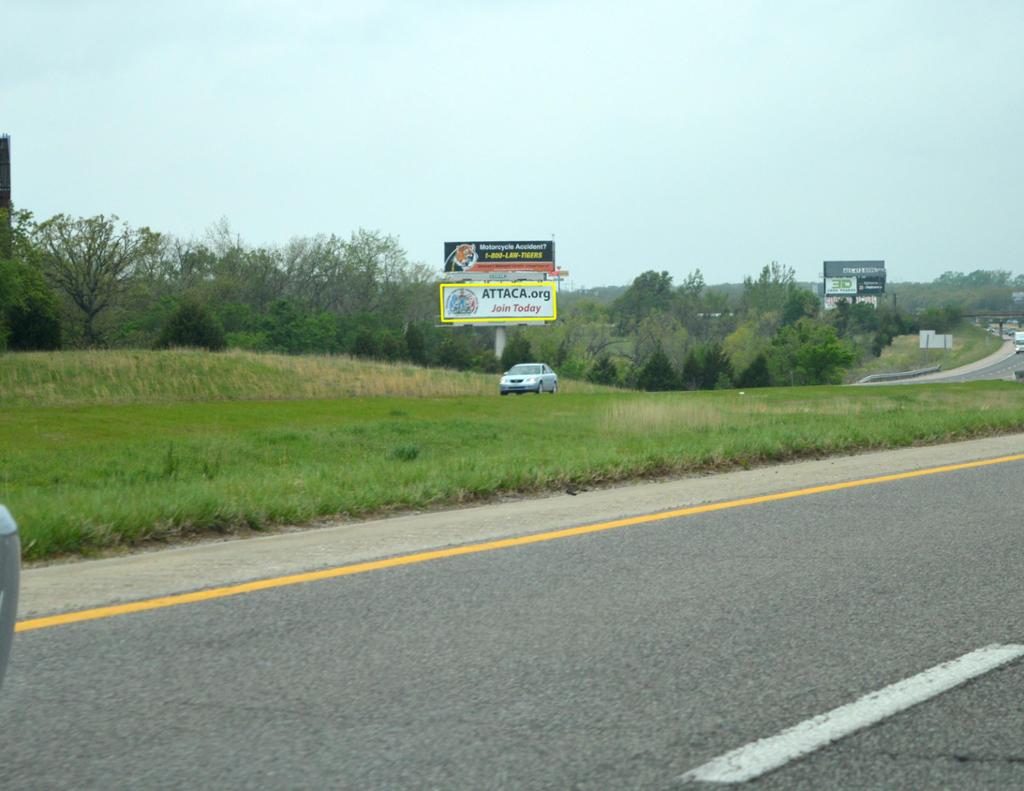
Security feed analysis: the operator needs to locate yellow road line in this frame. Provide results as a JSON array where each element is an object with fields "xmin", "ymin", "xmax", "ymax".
[{"xmin": 16, "ymin": 453, "xmax": 1024, "ymax": 633}]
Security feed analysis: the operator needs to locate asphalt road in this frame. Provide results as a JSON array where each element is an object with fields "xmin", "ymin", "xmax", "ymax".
[
  {"xmin": 914, "ymin": 347, "xmax": 1024, "ymax": 383},
  {"xmin": 5, "ymin": 459, "xmax": 1024, "ymax": 789}
]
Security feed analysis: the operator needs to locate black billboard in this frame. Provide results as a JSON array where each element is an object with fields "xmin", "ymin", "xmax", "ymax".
[
  {"xmin": 444, "ymin": 241, "xmax": 555, "ymax": 273},
  {"xmin": 824, "ymin": 260, "xmax": 885, "ymax": 295},
  {"xmin": 823, "ymin": 260, "xmax": 885, "ymax": 278}
]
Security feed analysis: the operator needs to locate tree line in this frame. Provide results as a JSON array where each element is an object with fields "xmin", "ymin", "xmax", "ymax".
[{"xmin": 0, "ymin": 207, "xmax": 993, "ymax": 389}]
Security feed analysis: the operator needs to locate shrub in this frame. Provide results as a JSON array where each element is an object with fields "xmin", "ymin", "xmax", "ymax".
[
  {"xmin": 156, "ymin": 298, "xmax": 227, "ymax": 351},
  {"xmin": 389, "ymin": 444, "xmax": 420, "ymax": 461}
]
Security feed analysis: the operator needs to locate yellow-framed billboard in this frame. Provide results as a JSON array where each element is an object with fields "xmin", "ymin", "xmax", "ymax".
[{"xmin": 439, "ymin": 282, "xmax": 557, "ymax": 324}]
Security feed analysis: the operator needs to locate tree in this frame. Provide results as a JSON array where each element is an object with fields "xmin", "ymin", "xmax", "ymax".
[
  {"xmin": 436, "ymin": 334, "xmax": 471, "ymax": 369},
  {"xmin": 637, "ymin": 346, "xmax": 679, "ymax": 391},
  {"xmin": 741, "ymin": 261, "xmax": 797, "ymax": 317},
  {"xmin": 781, "ymin": 288, "xmax": 819, "ymax": 326},
  {"xmin": 0, "ymin": 209, "xmax": 62, "ymax": 351},
  {"xmin": 700, "ymin": 342, "xmax": 734, "ymax": 390},
  {"xmin": 736, "ymin": 353, "xmax": 771, "ymax": 388},
  {"xmin": 768, "ymin": 318, "xmax": 856, "ymax": 385},
  {"xmin": 500, "ymin": 331, "xmax": 532, "ymax": 371},
  {"xmin": 587, "ymin": 355, "xmax": 619, "ymax": 386},
  {"xmin": 675, "ymin": 269, "xmax": 719, "ymax": 340},
  {"xmin": 266, "ymin": 299, "xmax": 305, "ymax": 353},
  {"xmin": 403, "ymin": 322, "xmax": 428, "ymax": 365},
  {"xmin": 722, "ymin": 321, "xmax": 770, "ymax": 375},
  {"xmin": 631, "ymin": 311, "xmax": 688, "ymax": 371},
  {"xmin": 612, "ymin": 270, "xmax": 676, "ymax": 331},
  {"xmin": 156, "ymin": 298, "xmax": 226, "ymax": 350},
  {"xmin": 794, "ymin": 331, "xmax": 856, "ymax": 384},
  {"xmin": 35, "ymin": 214, "xmax": 161, "ymax": 346},
  {"xmin": 1, "ymin": 260, "xmax": 62, "ymax": 350},
  {"xmin": 679, "ymin": 347, "xmax": 703, "ymax": 390},
  {"xmin": 917, "ymin": 304, "xmax": 961, "ymax": 334},
  {"xmin": 352, "ymin": 328, "xmax": 382, "ymax": 358}
]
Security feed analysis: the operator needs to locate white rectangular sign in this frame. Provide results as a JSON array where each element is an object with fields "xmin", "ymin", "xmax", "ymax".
[
  {"xmin": 439, "ymin": 282, "xmax": 557, "ymax": 324},
  {"xmin": 919, "ymin": 331, "xmax": 952, "ymax": 349},
  {"xmin": 825, "ymin": 276, "xmax": 857, "ymax": 295}
]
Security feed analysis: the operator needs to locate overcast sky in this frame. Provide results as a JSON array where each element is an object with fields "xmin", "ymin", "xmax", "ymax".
[{"xmin": 7, "ymin": 0, "xmax": 1024, "ymax": 287}]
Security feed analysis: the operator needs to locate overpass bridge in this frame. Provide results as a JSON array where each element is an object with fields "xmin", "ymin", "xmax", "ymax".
[{"xmin": 962, "ymin": 312, "xmax": 1024, "ymax": 335}]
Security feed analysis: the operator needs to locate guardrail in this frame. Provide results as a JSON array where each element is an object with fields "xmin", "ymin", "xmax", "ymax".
[{"xmin": 857, "ymin": 365, "xmax": 941, "ymax": 384}]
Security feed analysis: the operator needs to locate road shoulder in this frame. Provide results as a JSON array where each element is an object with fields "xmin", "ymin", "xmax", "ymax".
[{"xmin": 19, "ymin": 433, "xmax": 1024, "ymax": 618}]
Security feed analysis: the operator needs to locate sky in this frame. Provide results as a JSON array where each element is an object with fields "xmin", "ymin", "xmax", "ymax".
[{"xmin": 6, "ymin": 0, "xmax": 1024, "ymax": 287}]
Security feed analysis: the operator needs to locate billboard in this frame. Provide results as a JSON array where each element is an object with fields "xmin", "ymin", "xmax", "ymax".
[
  {"xmin": 444, "ymin": 241, "xmax": 555, "ymax": 273},
  {"xmin": 824, "ymin": 260, "xmax": 885, "ymax": 297},
  {"xmin": 439, "ymin": 282, "xmax": 557, "ymax": 324}
]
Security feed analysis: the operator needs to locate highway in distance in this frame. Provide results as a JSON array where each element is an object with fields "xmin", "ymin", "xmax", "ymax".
[
  {"xmin": 908, "ymin": 343, "xmax": 1024, "ymax": 383},
  {"xmin": 5, "ymin": 456, "xmax": 1024, "ymax": 789}
]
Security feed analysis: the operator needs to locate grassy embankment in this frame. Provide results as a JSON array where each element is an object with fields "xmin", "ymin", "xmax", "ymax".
[
  {"xmin": 4, "ymin": 349, "xmax": 1024, "ymax": 561},
  {"xmin": 0, "ymin": 348, "xmax": 609, "ymax": 404},
  {"xmin": 846, "ymin": 321, "xmax": 1002, "ymax": 382}
]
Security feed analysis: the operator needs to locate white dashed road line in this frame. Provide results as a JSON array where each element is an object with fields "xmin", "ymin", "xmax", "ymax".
[{"xmin": 680, "ymin": 643, "xmax": 1024, "ymax": 784}]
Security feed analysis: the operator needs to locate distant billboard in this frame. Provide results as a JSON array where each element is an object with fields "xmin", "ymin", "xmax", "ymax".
[
  {"xmin": 824, "ymin": 260, "xmax": 885, "ymax": 297},
  {"xmin": 439, "ymin": 282, "xmax": 557, "ymax": 324},
  {"xmin": 444, "ymin": 241, "xmax": 555, "ymax": 274}
]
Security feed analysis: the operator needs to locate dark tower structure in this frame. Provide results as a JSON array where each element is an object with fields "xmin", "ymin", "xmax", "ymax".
[
  {"xmin": 0, "ymin": 135, "xmax": 10, "ymax": 258},
  {"xmin": 0, "ymin": 135, "xmax": 10, "ymax": 214}
]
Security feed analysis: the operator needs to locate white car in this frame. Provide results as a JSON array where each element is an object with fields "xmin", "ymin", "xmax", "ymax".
[
  {"xmin": 500, "ymin": 363, "xmax": 558, "ymax": 395},
  {"xmin": 0, "ymin": 506, "xmax": 19, "ymax": 691}
]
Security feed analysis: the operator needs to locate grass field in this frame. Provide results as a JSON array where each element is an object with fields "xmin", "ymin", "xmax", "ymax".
[
  {"xmin": 4, "ymin": 350, "xmax": 1024, "ymax": 561},
  {"xmin": 846, "ymin": 321, "xmax": 1001, "ymax": 382}
]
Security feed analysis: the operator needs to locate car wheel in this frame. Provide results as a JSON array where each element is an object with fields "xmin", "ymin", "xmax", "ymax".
[{"xmin": 551, "ymin": 381, "xmax": 558, "ymax": 394}]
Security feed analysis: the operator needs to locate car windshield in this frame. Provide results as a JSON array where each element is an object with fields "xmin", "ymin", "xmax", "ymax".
[{"xmin": 508, "ymin": 365, "xmax": 542, "ymax": 375}]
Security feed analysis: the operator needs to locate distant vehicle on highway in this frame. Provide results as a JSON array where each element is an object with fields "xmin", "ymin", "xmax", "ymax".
[
  {"xmin": 500, "ymin": 363, "xmax": 558, "ymax": 395},
  {"xmin": 1015, "ymin": 331, "xmax": 1024, "ymax": 353},
  {"xmin": 0, "ymin": 506, "xmax": 19, "ymax": 690}
]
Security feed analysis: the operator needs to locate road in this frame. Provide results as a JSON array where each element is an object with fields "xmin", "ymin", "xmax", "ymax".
[
  {"xmin": 901, "ymin": 341, "xmax": 1024, "ymax": 383},
  {"xmin": 923, "ymin": 350, "xmax": 1024, "ymax": 382},
  {"xmin": 5, "ymin": 451, "xmax": 1024, "ymax": 788}
]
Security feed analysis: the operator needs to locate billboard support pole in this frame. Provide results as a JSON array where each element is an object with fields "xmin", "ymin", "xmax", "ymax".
[{"xmin": 494, "ymin": 326, "xmax": 506, "ymax": 361}]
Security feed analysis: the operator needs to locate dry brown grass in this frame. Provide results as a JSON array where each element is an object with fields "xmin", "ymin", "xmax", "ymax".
[
  {"xmin": 600, "ymin": 388, "xmax": 1017, "ymax": 434},
  {"xmin": 0, "ymin": 349, "xmax": 610, "ymax": 406}
]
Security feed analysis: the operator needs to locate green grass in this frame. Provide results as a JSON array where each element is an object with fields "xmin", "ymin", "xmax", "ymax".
[
  {"xmin": 846, "ymin": 322, "xmax": 1001, "ymax": 382},
  {"xmin": 4, "ymin": 355, "xmax": 1024, "ymax": 561}
]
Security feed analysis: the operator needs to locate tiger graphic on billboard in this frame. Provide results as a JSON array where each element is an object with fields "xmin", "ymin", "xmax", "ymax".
[{"xmin": 444, "ymin": 243, "xmax": 478, "ymax": 272}]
